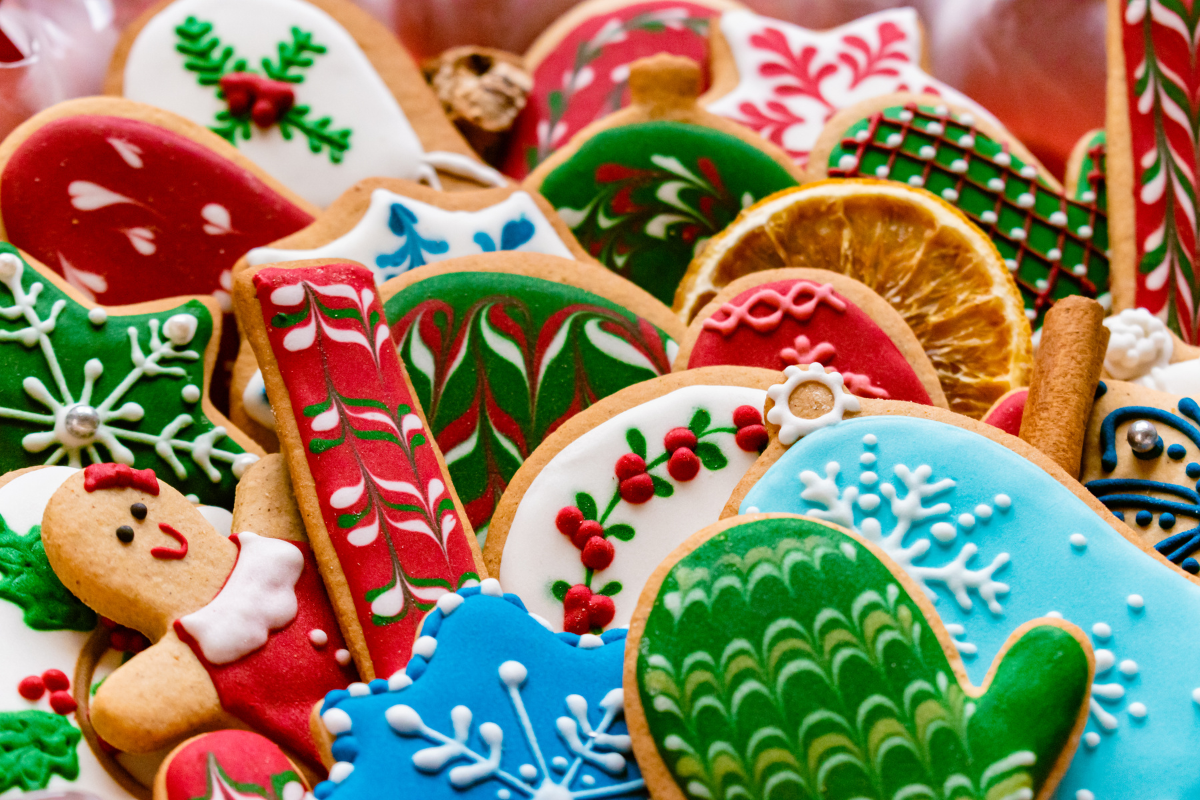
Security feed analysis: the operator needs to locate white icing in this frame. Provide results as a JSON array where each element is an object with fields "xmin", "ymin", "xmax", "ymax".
[
  {"xmin": 498, "ymin": 384, "xmax": 766, "ymax": 631},
  {"xmin": 765, "ymin": 363, "xmax": 861, "ymax": 445},
  {"xmin": 122, "ymin": 0, "xmax": 498, "ymax": 207},
  {"xmin": 178, "ymin": 532, "xmax": 303, "ymax": 663},
  {"xmin": 247, "ymin": 189, "xmax": 575, "ymax": 282},
  {"xmin": 0, "ymin": 466, "xmax": 77, "ymax": 534},
  {"xmin": 1103, "ymin": 308, "xmax": 1174, "ymax": 379},
  {"xmin": 197, "ymin": 504, "xmax": 233, "ymax": 537},
  {"xmin": 241, "ymin": 368, "xmax": 276, "ymax": 430}
]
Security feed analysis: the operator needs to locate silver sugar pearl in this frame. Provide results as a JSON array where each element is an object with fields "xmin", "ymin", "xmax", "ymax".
[
  {"xmin": 63, "ymin": 405, "xmax": 100, "ymax": 439},
  {"xmin": 1127, "ymin": 419, "xmax": 1159, "ymax": 453}
]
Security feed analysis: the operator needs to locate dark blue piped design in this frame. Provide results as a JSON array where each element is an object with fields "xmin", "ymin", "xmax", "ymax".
[
  {"xmin": 1095, "ymin": 381, "xmax": 1107, "ymax": 399},
  {"xmin": 1097, "ymin": 405, "xmax": 1200, "ymax": 472},
  {"xmin": 1169, "ymin": 443, "xmax": 1188, "ymax": 460}
]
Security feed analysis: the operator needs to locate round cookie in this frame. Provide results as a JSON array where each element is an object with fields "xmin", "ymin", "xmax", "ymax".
[
  {"xmin": 676, "ymin": 268, "xmax": 946, "ymax": 406},
  {"xmin": 153, "ymin": 730, "xmax": 309, "ymax": 800},
  {"xmin": 484, "ymin": 366, "xmax": 779, "ymax": 635}
]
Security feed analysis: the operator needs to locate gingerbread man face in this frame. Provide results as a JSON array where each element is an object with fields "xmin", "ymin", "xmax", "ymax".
[{"xmin": 42, "ymin": 464, "xmax": 235, "ymax": 638}]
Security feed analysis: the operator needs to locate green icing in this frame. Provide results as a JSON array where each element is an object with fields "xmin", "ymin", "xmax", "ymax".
[
  {"xmin": 827, "ymin": 104, "xmax": 1109, "ymax": 330},
  {"xmin": 539, "ymin": 120, "xmax": 798, "ymax": 305},
  {"xmin": 0, "ymin": 517, "xmax": 95, "ymax": 632},
  {"xmin": 636, "ymin": 516, "xmax": 1090, "ymax": 800},
  {"xmin": 0, "ymin": 244, "xmax": 249, "ymax": 507},
  {"xmin": 384, "ymin": 270, "xmax": 676, "ymax": 537},
  {"xmin": 0, "ymin": 710, "xmax": 81, "ymax": 791}
]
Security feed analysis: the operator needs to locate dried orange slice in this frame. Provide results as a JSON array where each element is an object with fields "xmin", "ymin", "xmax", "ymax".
[{"xmin": 674, "ymin": 178, "xmax": 1032, "ymax": 418}]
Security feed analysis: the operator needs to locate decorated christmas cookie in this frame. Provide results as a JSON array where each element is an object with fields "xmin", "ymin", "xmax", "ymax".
[
  {"xmin": 153, "ymin": 730, "xmax": 308, "ymax": 800},
  {"xmin": 1106, "ymin": 0, "xmax": 1200, "ymax": 341},
  {"xmin": 504, "ymin": 0, "xmax": 743, "ymax": 178},
  {"xmin": 675, "ymin": 268, "xmax": 946, "ymax": 405},
  {"xmin": 0, "ymin": 245, "xmax": 261, "ymax": 509},
  {"xmin": 1101, "ymin": 307, "xmax": 1200, "ymax": 395},
  {"xmin": 725, "ymin": 363, "xmax": 1200, "ymax": 799},
  {"xmin": 810, "ymin": 96, "xmax": 1110, "ymax": 330},
  {"xmin": 0, "ymin": 97, "xmax": 316, "ymax": 309},
  {"xmin": 981, "ymin": 388, "xmax": 1028, "ymax": 437},
  {"xmin": 702, "ymin": 8, "xmax": 1000, "ymax": 168},
  {"xmin": 382, "ymin": 252, "xmax": 684, "ymax": 538},
  {"xmin": 626, "ymin": 514, "xmax": 1092, "ymax": 800},
  {"xmin": 234, "ymin": 260, "xmax": 483, "ymax": 681},
  {"xmin": 108, "ymin": 0, "xmax": 505, "ymax": 207},
  {"xmin": 39, "ymin": 460, "xmax": 356, "ymax": 771},
  {"xmin": 312, "ymin": 580, "xmax": 645, "ymax": 800},
  {"xmin": 525, "ymin": 54, "xmax": 800, "ymax": 306},
  {"xmin": 484, "ymin": 367, "xmax": 777, "ymax": 635}
]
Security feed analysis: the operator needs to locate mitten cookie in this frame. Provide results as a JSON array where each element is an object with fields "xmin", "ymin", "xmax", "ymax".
[
  {"xmin": 0, "ymin": 97, "xmax": 316, "ymax": 308},
  {"xmin": 108, "ymin": 0, "xmax": 505, "ymax": 207},
  {"xmin": 809, "ymin": 96, "xmax": 1110, "ymax": 330},
  {"xmin": 505, "ymin": 0, "xmax": 742, "ymax": 178},
  {"xmin": 154, "ymin": 730, "xmax": 309, "ymax": 800},
  {"xmin": 485, "ymin": 367, "xmax": 777, "ymax": 635},
  {"xmin": 674, "ymin": 179, "xmax": 1032, "ymax": 419},
  {"xmin": 724, "ymin": 363, "xmax": 1200, "ymax": 799},
  {"xmin": 313, "ymin": 580, "xmax": 643, "ymax": 800},
  {"xmin": 0, "ymin": 245, "xmax": 261, "ymax": 508},
  {"xmin": 40, "ymin": 460, "xmax": 357, "ymax": 771},
  {"xmin": 525, "ymin": 54, "xmax": 800, "ymax": 306},
  {"xmin": 627, "ymin": 514, "xmax": 1092, "ymax": 800},
  {"xmin": 675, "ymin": 268, "xmax": 946, "ymax": 406},
  {"xmin": 234, "ymin": 260, "xmax": 483, "ymax": 682},
  {"xmin": 382, "ymin": 252, "xmax": 683, "ymax": 536}
]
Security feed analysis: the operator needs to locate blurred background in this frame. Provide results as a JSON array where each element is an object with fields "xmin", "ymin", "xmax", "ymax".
[{"xmin": 0, "ymin": 0, "xmax": 1105, "ymax": 177}]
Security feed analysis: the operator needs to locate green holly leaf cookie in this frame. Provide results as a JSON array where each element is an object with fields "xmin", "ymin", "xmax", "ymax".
[
  {"xmin": 630, "ymin": 515, "xmax": 1091, "ymax": 800},
  {"xmin": 0, "ymin": 516, "xmax": 95, "ymax": 632},
  {"xmin": 0, "ymin": 710, "xmax": 81, "ymax": 792}
]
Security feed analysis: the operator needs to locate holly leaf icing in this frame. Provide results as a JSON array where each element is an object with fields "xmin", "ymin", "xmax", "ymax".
[
  {"xmin": 0, "ymin": 710, "xmax": 81, "ymax": 791},
  {"xmin": 0, "ymin": 517, "xmax": 96, "ymax": 632}
]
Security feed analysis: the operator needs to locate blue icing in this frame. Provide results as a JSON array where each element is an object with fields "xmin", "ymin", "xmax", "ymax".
[
  {"xmin": 317, "ymin": 587, "xmax": 646, "ymax": 800},
  {"xmin": 739, "ymin": 414, "xmax": 1200, "ymax": 799}
]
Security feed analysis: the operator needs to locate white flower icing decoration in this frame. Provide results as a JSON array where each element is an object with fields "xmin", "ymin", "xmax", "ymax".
[{"xmin": 765, "ymin": 363, "xmax": 861, "ymax": 445}]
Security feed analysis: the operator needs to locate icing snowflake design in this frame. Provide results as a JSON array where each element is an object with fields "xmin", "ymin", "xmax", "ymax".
[
  {"xmin": 1085, "ymin": 630, "xmax": 1142, "ymax": 741},
  {"xmin": 796, "ymin": 434, "xmax": 1011, "ymax": 642},
  {"xmin": 0, "ymin": 251, "xmax": 253, "ymax": 482}
]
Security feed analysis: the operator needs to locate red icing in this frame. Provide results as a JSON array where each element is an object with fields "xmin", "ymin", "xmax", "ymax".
[
  {"xmin": 1, "ymin": 115, "xmax": 312, "ymax": 305},
  {"xmin": 48, "ymin": 690, "xmax": 77, "ymax": 716},
  {"xmin": 982, "ymin": 388, "xmax": 1028, "ymax": 437},
  {"xmin": 164, "ymin": 730, "xmax": 304, "ymax": 800},
  {"xmin": 83, "ymin": 463, "xmax": 160, "ymax": 495},
  {"xmin": 688, "ymin": 279, "xmax": 934, "ymax": 405},
  {"xmin": 503, "ymin": 1, "xmax": 719, "ymax": 178},
  {"xmin": 152, "ymin": 523, "xmax": 189, "ymax": 560},
  {"xmin": 41, "ymin": 669, "xmax": 69, "ymax": 692},
  {"xmin": 254, "ymin": 264, "xmax": 479, "ymax": 678},
  {"xmin": 219, "ymin": 73, "xmax": 296, "ymax": 128},
  {"xmin": 18, "ymin": 675, "xmax": 45, "ymax": 700},
  {"xmin": 174, "ymin": 536, "xmax": 355, "ymax": 769}
]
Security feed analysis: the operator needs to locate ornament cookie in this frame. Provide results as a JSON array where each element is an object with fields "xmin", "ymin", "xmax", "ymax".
[
  {"xmin": 726, "ymin": 364, "xmax": 1200, "ymax": 798},
  {"xmin": 675, "ymin": 179, "xmax": 1032, "ymax": 419},
  {"xmin": 504, "ymin": 0, "xmax": 742, "ymax": 178},
  {"xmin": 153, "ymin": 730, "xmax": 309, "ymax": 800},
  {"xmin": 810, "ymin": 96, "xmax": 1110, "ymax": 330},
  {"xmin": 312, "ymin": 580, "xmax": 645, "ymax": 800},
  {"xmin": 0, "ymin": 97, "xmax": 316, "ymax": 309},
  {"xmin": 626, "ymin": 514, "xmax": 1092, "ymax": 800},
  {"xmin": 702, "ymin": 8, "xmax": 1000, "ymax": 168},
  {"xmin": 40, "ymin": 459, "xmax": 356, "ymax": 770},
  {"xmin": 526, "ymin": 55, "xmax": 800, "ymax": 306},
  {"xmin": 0, "ymin": 245, "xmax": 261, "ymax": 509},
  {"xmin": 234, "ymin": 260, "xmax": 483, "ymax": 681},
  {"xmin": 675, "ymin": 268, "xmax": 945, "ymax": 406},
  {"xmin": 108, "ymin": 0, "xmax": 505, "ymax": 207},
  {"xmin": 382, "ymin": 252, "xmax": 684, "ymax": 537},
  {"xmin": 485, "ymin": 367, "xmax": 777, "ymax": 635}
]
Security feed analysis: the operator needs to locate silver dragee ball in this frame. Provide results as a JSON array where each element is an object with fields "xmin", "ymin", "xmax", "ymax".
[
  {"xmin": 63, "ymin": 405, "xmax": 100, "ymax": 439},
  {"xmin": 1127, "ymin": 420, "xmax": 1159, "ymax": 454}
]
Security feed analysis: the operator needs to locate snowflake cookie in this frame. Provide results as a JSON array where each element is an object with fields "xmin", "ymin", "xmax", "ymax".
[{"xmin": 315, "ymin": 580, "xmax": 645, "ymax": 800}]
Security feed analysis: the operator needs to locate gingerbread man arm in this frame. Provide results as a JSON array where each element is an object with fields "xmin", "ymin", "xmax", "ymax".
[{"xmin": 91, "ymin": 629, "xmax": 237, "ymax": 753}]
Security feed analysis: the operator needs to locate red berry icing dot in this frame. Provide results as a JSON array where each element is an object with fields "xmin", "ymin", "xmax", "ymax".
[
  {"xmin": 581, "ymin": 537, "xmax": 615, "ymax": 570},
  {"xmin": 733, "ymin": 405, "xmax": 762, "ymax": 429},
  {"xmin": 614, "ymin": 453, "xmax": 646, "ymax": 481},
  {"xmin": 18, "ymin": 675, "xmax": 45, "ymax": 701},
  {"xmin": 619, "ymin": 473, "xmax": 654, "ymax": 504},
  {"xmin": 587, "ymin": 594, "xmax": 616, "ymax": 629},
  {"xmin": 563, "ymin": 585, "xmax": 593, "ymax": 634},
  {"xmin": 49, "ymin": 690, "xmax": 77, "ymax": 716},
  {"xmin": 663, "ymin": 427, "xmax": 697, "ymax": 453},
  {"xmin": 736, "ymin": 424, "xmax": 769, "ymax": 452},
  {"xmin": 555, "ymin": 506, "xmax": 583, "ymax": 537},
  {"xmin": 572, "ymin": 519, "xmax": 603, "ymax": 550},
  {"xmin": 41, "ymin": 669, "xmax": 69, "ymax": 692},
  {"xmin": 668, "ymin": 449, "xmax": 701, "ymax": 481}
]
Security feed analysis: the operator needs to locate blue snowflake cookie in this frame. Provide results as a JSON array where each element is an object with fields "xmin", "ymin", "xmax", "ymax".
[{"xmin": 314, "ymin": 579, "xmax": 646, "ymax": 800}]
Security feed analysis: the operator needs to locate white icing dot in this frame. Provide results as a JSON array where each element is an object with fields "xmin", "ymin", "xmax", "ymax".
[
  {"xmin": 930, "ymin": 522, "xmax": 956, "ymax": 542},
  {"xmin": 1025, "ymin": 308, "xmax": 1038, "ymax": 321},
  {"xmin": 582, "ymin": 776, "xmax": 596, "ymax": 786},
  {"xmin": 886, "ymin": 132, "xmax": 902, "ymax": 147},
  {"xmin": 898, "ymin": 109, "xmax": 914, "ymax": 121},
  {"xmin": 1050, "ymin": 210, "xmax": 1068, "ymax": 226},
  {"xmin": 854, "ymin": 129, "xmax": 870, "ymax": 142},
  {"xmin": 1127, "ymin": 594, "xmax": 1144, "ymax": 609},
  {"xmin": 950, "ymin": 159, "xmax": 968, "ymax": 173},
  {"xmin": 322, "ymin": 708, "xmax": 352, "ymax": 734},
  {"xmin": 956, "ymin": 112, "xmax": 972, "ymax": 124},
  {"xmin": 1092, "ymin": 622, "xmax": 1113, "ymax": 640},
  {"xmin": 1119, "ymin": 659, "xmax": 1139, "ymax": 676},
  {"xmin": 1081, "ymin": 190, "xmax": 1096, "ymax": 202},
  {"xmin": 282, "ymin": 782, "xmax": 303, "ymax": 800},
  {"xmin": 412, "ymin": 636, "xmax": 437, "ymax": 659},
  {"xmin": 995, "ymin": 152, "xmax": 1012, "ymax": 166},
  {"xmin": 958, "ymin": 134, "xmax": 975, "ymax": 147},
  {"xmin": 907, "ymin": 175, "xmax": 924, "ymax": 187},
  {"xmin": 941, "ymin": 188, "xmax": 959, "ymax": 201},
  {"xmin": 838, "ymin": 154, "xmax": 859, "ymax": 170},
  {"xmin": 958, "ymin": 513, "xmax": 976, "ymax": 529},
  {"xmin": 860, "ymin": 471, "xmax": 878, "ymax": 485},
  {"xmin": 519, "ymin": 764, "xmax": 538, "ymax": 780},
  {"xmin": 1084, "ymin": 732, "xmax": 1100, "ymax": 748},
  {"xmin": 578, "ymin": 634, "xmax": 604, "ymax": 650},
  {"xmin": 744, "ymin": 506, "xmax": 760, "ymax": 514},
  {"xmin": 926, "ymin": 122, "xmax": 944, "ymax": 135},
  {"xmin": 1020, "ymin": 164, "xmax": 1037, "ymax": 178},
  {"xmin": 329, "ymin": 762, "xmax": 354, "ymax": 784},
  {"xmin": 182, "ymin": 384, "xmax": 200, "ymax": 403},
  {"xmin": 309, "ymin": 629, "xmax": 328, "ymax": 647},
  {"xmin": 186, "ymin": 494, "xmax": 199, "ymax": 503},
  {"xmin": 1006, "ymin": 259, "xmax": 1019, "ymax": 273},
  {"xmin": 1010, "ymin": 227, "xmax": 1027, "ymax": 240},
  {"xmin": 862, "ymin": 434, "xmax": 877, "ymax": 446},
  {"xmin": 1128, "ymin": 702, "xmax": 1147, "ymax": 718},
  {"xmin": 481, "ymin": 578, "xmax": 503, "ymax": 597},
  {"xmin": 857, "ymin": 494, "xmax": 880, "ymax": 511},
  {"xmin": 1016, "ymin": 192, "xmax": 1034, "ymax": 208},
  {"xmin": 347, "ymin": 682, "xmax": 370, "ymax": 697},
  {"xmin": 974, "ymin": 504, "xmax": 992, "ymax": 519},
  {"xmin": 1046, "ymin": 611, "xmax": 1064, "ymax": 619},
  {"xmin": 981, "ymin": 210, "xmax": 998, "ymax": 224},
  {"xmin": 860, "ymin": 452, "xmax": 876, "ymax": 464},
  {"xmin": 1192, "ymin": 687, "xmax": 1200, "ymax": 704},
  {"xmin": 1076, "ymin": 791, "xmax": 1095, "ymax": 800},
  {"xmin": 1095, "ymin": 649, "xmax": 1114, "ymax": 672},
  {"xmin": 994, "ymin": 494, "xmax": 1011, "ymax": 508},
  {"xmin": 498, "ymin": 791, "xmax": 511, "ymax": 800},
  {"xmin": 437, "ymin": 593, "xmax": 465, "ymax": 615},
  {"xmin": 1073, "ymin": 264, "xmax": 1088, "ymax": 276},
  {"xmin": 988, "ymin": 177, "xmax": 1006, "ymax": 191},
  {"xmin": 163, "ymin": 313, "xmax": 198, "ymax": 346},
  {"xmin": 336, "ymin": 649, "xmax": 351, "ymax": 666},
  {"xmin": 1035, "ymin": 279, "xmax": 1049, "ymax": 291},
  {"xmin": 1078, "ymin": 224, "xmax": 1093, "ymax": 238},
  {"xmin": 87, "ymin": 307, "xmax": 108, "ymax": 326},
  {"xmin": 388, "ymin": 671, "xmax": 412, "ymax": 691},
  {"xmin": 875, "ymin": 165, "xmax": 890, "ymax": 178},
  {"xmin": 1070, "ymin": 533, "xmax": 1088, "ymax": 549},
  {"xmin": 919, "ymin": 145, "xmax": 936, "ymax": 159}
]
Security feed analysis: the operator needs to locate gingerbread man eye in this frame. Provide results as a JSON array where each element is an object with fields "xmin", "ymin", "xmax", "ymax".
[
  {"xmin": 130, "ymin": 503, "xmax": 147, "ymax": 520},
  {"xmin": 116, "ymin": 525, "xmax": 135, "ymax": 544}
]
